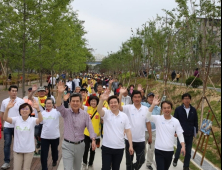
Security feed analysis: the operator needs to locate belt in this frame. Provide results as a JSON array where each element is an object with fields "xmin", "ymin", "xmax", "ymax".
[{"xmin": 64, "ymin": 139, "xmax": 84, "ymax": 145}]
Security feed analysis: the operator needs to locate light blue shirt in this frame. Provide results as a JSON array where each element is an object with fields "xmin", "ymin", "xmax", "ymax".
[{"xmin": 141, "ymin": 102, "xmax": 161, "ymax": 130}]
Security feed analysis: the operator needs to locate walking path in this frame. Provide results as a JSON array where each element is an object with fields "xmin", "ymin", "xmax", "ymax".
[
  {"xmin": 0, "ymin": 81, "xmax": 220, "ymax": 170},
  {"xmin": 57, "ymin": 145, "xmax": 184, "ymax": 170},
  {"xmin": 157, "ymin": 80, "xmax": 221, "ymax": 93}
]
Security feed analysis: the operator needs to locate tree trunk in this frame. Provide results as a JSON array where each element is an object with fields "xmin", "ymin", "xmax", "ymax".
[{"xmin": 22, "ymin": 1, "xmax": 27, "ymax": 98}]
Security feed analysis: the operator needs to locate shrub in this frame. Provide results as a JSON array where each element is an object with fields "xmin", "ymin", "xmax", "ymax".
[{"xmin": 186, "ymin": 76, "xmax": 203, "ymax": 88}]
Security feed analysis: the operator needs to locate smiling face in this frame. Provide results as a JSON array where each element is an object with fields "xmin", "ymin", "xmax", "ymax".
[
  {"xmin": 75, "ymin": 87, "xmax": 81, "ymax": 93},
  {"xmin": 20, "ymin": 106, "xmax": 31, "ymax": 118},
  {"xmin": 90, "ymin": 99, "xmax": 98, "ymax": 108},
  {"xmin": 38, "ymin": 90, "xmax": 46, "ymax": 97},
  {"xmin": 162, "ymin": 103, "xmax": 172, "ymax": 118},
  {"xmin": 70, "ymin": 96, "xmax": 81, "ymax": 111},
  {"xmin": 97, "ymin": 85, "xmax": 103, "ymax": 93},
  {"xmin": 109, "ymin": 98, "xmax": 119, "ymax": 112},
  {"xmin": 45, "ymin": 99, "xmax": 53, "ymax": 111}
]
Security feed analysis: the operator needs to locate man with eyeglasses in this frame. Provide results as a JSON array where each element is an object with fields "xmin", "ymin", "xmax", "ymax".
[{"xmin": 0, "ymin": 85, "xmax": 24, "ymax": 169}]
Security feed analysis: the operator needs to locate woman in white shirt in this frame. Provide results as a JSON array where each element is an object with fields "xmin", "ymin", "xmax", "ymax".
[
  {"xmin": 45, "ymin": 86, "xmax": 56, "ymax": 104},
  {"xmin": 41, "ymin": 98, "xmax": 61, "ymax": 170},
  {"xmin": 3, "ymin": 100, "xmax": 43, "ymax": 170}
]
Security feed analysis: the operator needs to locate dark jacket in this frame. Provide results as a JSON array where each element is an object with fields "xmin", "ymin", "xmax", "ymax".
[{"xmin": 174, "ymin": 104, "xmax": 198, "ymax": 136}]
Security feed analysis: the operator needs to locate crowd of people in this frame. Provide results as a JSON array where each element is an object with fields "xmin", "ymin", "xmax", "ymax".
[{"xmin": 0, "ymin": 73, "xmax": 199, "ymax": 170}]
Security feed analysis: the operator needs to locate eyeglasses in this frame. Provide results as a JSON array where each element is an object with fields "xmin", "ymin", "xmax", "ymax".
[{"xmin": 21, "ymin": 108, "xmax": 29, "ymax": 111}]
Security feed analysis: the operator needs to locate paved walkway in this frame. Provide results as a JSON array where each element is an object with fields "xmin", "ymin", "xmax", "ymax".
[
  {"xmin": 57, "ymin": 145, "xmax": 184, "ymax": 170},
  {"xmin": 157, "ymin": 80, "xmax": 221, "ymax": 93}
]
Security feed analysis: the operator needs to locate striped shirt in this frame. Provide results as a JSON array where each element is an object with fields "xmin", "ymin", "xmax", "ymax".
[{"xmin": 57, "ymin": 105, "xmax": 96, "ymax": 142}]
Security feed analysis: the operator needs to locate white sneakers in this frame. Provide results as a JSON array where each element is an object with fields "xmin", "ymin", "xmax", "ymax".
[
  {"xmin": 82, "ymin": 163, "xmax": 87, "ymax": 170},
  {"xmin": 88, "ymin": 166, "xmax": 94, "ymax": 170},
  {"xmin": 1, "ymin": 163, "xmax": 10, "ymax": 169},
  {"xmin": 82, "ymin": 164, "xmax": 94, "ymax": 170}
]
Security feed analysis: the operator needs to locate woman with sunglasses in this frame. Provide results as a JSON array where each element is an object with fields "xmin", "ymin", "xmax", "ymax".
[
  {"xmin": 40, "ymin": 98, "xmax": 61, "ymax": 170},
  {"xmin": 3, "ymin": 101, "xmax": 43, "ymax": 170}
]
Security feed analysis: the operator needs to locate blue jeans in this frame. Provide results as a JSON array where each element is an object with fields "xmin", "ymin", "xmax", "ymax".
[
  {"xmin": 4, "ymin": 128, "xmax": 14, "ymax": 163},
  {"xmin": 175, "ymin": 135, "xmax": 193, "ymax": 168}
]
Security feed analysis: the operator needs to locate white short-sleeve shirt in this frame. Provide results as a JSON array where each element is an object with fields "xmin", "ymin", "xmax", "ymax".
[
  {"xmin": 41, "ymin": 109, "xmax": 61, "ymax": 139},
  {"xmin": 102, "ymin": 109, "xmax": 131, "ymax": 149},
  {"xmin": 152, "ymin": 115, "xmax": 184, "ymax": 151},
  {"xmin": 123, "ymin": 104, "xmax": 149, "ymax": 142},
  {"xmin": 12, "ymin": 116, "xmax": 37, "ymax": 153},
  {"xmin": 1, "ymin": 97, "xmax": 24, "ymax": 128}
]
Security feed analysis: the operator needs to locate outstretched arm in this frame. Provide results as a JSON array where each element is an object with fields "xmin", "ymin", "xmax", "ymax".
[
  {"xmin": 98, "ymin": 90, "xmax": 110, "ymax": 117},
  {"xmin": 119, "ymin": 87, "xmax": 128, "ymax": 111},
  {"xmin": 56, "ymin": 81, "xmax": 66, "ymax": 107},
  {"xmin": 3, "ymin": 100, "xmax": 15, "ymax": 124}
]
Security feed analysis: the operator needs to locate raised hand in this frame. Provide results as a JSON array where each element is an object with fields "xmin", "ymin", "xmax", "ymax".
[
  {"xmin": 32, "ymin": 84, "xmax": 38, "ymax": 92},
  {"xmin": 109, "ymin": 79, "xmax": 114, "ymax": 85},
  {"xmin": 6, "ymin": 100, "xmax": 16, "ymax": 109},
  {"xmin": 120, "ymin": 87, "xmax": 128, "ymax": 95},
  {"xmin": 63, "ymin": 93, "xmax": 70, "ymax": 102},
  {"xmin": 100, "ymin": 90, "xmax": 110, "ymax": 101},
  {"xmin": 57, "ymin": 81, "xmax": 66, "ymax": 94},
  {"xmin": 137, "ymin": 84, "xmax": 143, "ymax": 91},
  {"xmin": 33, "ymin": 100, "xmax": 40, "ymax": 110},
  {"xmin": 153, "ymin": 96, "xmax": 160, "ymax": 106},
  {"xmin": 90, "ymin": 82, "xmax": 94, "ymax": 88}
]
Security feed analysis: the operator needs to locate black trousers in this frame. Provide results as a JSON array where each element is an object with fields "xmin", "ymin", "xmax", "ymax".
[
  {"xmin": 125, "ymin": 140, "xmax": 145, "ymax": 170},
  {"xmin": 102, "ymin": 146, "xmax": 124, "ymax": 170},
  {"xmin": 83, "ymin": 135, "xmax": 95, "ymax": 166},
  {"xmin": 41, "ymin": 138, "xmax": 60, "ymax": 170},
  {"xmin": 155, "ymin": 149, "xmax": 174, "ymax": 170}
]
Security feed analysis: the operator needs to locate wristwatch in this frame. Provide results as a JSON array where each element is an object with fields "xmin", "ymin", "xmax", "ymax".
[{"xmin": 37, "ymin": 110, "xmax": 41, "ymax": 113}]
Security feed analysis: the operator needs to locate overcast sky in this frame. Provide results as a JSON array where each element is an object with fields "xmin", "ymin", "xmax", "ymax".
[{"xmin": 71, "ymin": 0, "xmax": 178, "ymax": 57}]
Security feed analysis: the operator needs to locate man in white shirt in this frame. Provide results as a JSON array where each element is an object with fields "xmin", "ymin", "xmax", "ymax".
[
  {"xmin": 98, "ymin": 91, "xmax": 134, "ymax": 170},
  {"xmin": 73, "ymin": 76, "xmax": 80, "ymax": 88},
  {"xmin": 0, "ymin": 85, "xmax": 24, "ymax": 169},
  {"xmin": 48, "ymin": 75, "xmax": 56, "ymax": 88},
  {"xmin": 119, "ymin": 89, "xmax": 152, "ymax": 170},
  {"xmin": 121, "ymin": 89, "xmax": 132, "ymax": 105},
  {"xmin": 147, "ymin": 98, "xmax": 186, "ymax": 170}
]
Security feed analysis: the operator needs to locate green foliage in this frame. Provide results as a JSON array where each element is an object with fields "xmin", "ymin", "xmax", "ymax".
[{"xmin": 186, "ymin": 76, "xmax": 203, "ymax": 88}]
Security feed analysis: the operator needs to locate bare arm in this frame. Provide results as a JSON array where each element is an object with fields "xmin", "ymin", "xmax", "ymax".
[
  {"xmin": 56, "ymin": 82, "xmax": 66, "ymax": 107},
  {"xmin": 119, "ymin": 87, "xmax": 128, "ymax": 112},
  {"xmin": 146, "ymin": 122, "xmax": 152, "ymax": 144},
  {"xmin": 0, "ymin": 112, "xmax": 4, "ymax": 130},
  {"xmin": 28, "ymin": 85, "xmax": 38, "ymax": 100},
  {"xmin": 125, "ymin": 129, "xmax": 134, "ymax": 155},
  {"xmin": 98, "ymin": 90, "xmax": 110, "ymax": 117},
  {"xmin": 33, "ymin": 100, "xmax": 43, "ymax": 124}
]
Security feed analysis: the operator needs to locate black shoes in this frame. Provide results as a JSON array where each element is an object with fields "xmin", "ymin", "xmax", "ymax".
[
  {"xmin": 52, "ymin": 162, "xmax": 57, "ymax": 167},
  {"xmin": 173, "ymin": 158, "xmax": 178, "ymax": 167},
  {"xmin": 183, "ymin": 168, "xmax": 190, "ymax": 170},
  {"xmin": 147, "ymin": 165, "xmax": 153, "ymax": 170}
]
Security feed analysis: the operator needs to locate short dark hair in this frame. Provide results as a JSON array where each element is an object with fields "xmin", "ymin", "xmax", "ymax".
[
  {"xmin": 45, "ymin": 98, "xmax": 55, "ymax": 105},
  {"xmin": 118, "ymin": 83, "xmax": 123, "ymax": 86},
  {"xmin": 19, "ymin": 103, "xmax": 33, "ymax": 116},
  {"xmin": 182, "ymin": 93, "xmax": 192, "ymax": 100},
  {"xmin": 70, "ymin": 93, "xmax": 82, "ymax": 102},
  {"xmin": 161, "ymin": 101, "xmax": 173, "ymax": 109},
  {"xmin": 129, "ymin": 85, "xmax": 135, "ymax": 88},
  {"xmin": 108, "ymin": 96, "xmax": 120, "ymax": 105},
  {"xmin": 97, "ymin": 84, "xmax": 103, "ymax": 88},
  {"xmin": 8, "ymin": 85, "xmax": 18, "ymax": 92},
  {"xmin": 88, "ymin": 95, "xmax": 99, "ymax": 106},
  {"xmin": 131, "ymin": 90, "xmax": 142, "ymax": 99},
  {"xmin": 81, "ymin": 83, "xmax": 88, "ymax": 88}
]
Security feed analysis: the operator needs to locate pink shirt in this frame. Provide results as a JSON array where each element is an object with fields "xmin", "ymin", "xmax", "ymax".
[{"xmin": 57, "ymin": 105, "xmax": 96, "ymax": 142}]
